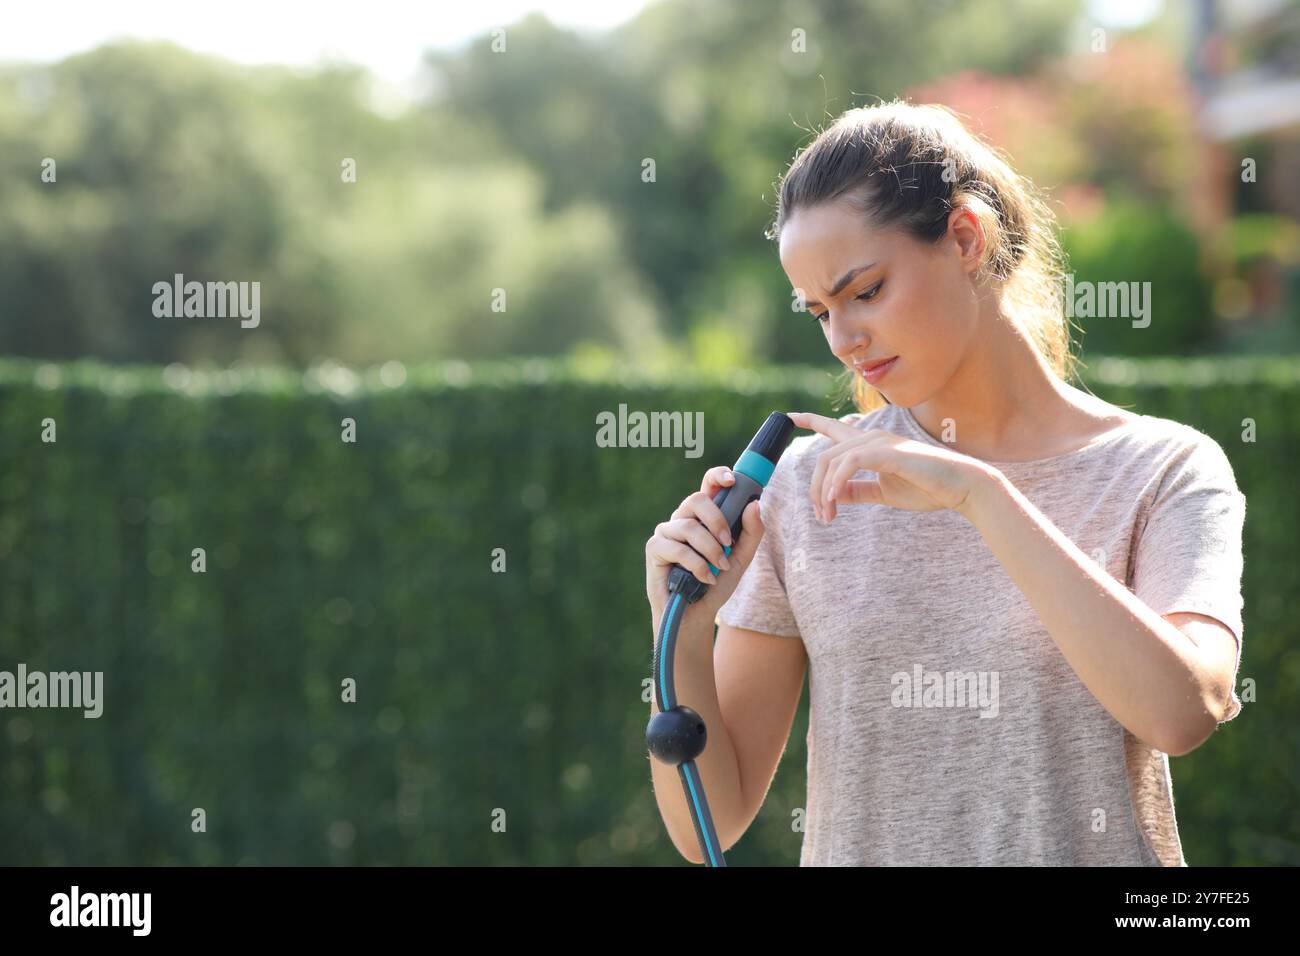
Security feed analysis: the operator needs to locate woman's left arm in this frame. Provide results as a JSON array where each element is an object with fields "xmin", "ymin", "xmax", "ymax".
[
  {"xmin": 958, "ymin": 467, "xmax": 1240, "ymax": 756},
  {"xmin": 790, "ymin": 410, "xmax": 1241, "ymax": 759}
]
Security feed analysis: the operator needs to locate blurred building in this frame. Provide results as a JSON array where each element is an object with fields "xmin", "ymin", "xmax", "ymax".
[{"xmin": 1191, "ymin": 0, "xmax": 1300, "ymax": 351}]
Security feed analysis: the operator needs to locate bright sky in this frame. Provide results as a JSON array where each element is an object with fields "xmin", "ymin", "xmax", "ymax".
[
  {"xmin": 1088, "ymin": 0, "xmax": 1164, "ymax": 28},
  {"xmin": 2, "ymin": 0, "xmax": 656, "ymax": 98},
  {"xmin": 3, "ymin": 0, "xmax": 1168, "ymax": 109}
]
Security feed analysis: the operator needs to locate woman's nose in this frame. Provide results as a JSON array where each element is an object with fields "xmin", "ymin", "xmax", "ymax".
[{"xmin": 828, "ymin": 316, "xmax": 869, "ymax": 360}]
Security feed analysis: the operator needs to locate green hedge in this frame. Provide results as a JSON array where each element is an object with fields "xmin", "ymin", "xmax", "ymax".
[{"xmin": 0, "ymin": 356, "xmax": 1296, "ymax": 865}]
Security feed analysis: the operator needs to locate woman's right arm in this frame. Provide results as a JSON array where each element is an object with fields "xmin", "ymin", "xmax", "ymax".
[
  {"xmin": 644, "ymin": 466, "xmax": 807, "ymax": 863},
  {"xmin": 647, "ymin": 606, "xmax": 744, "ymax": 863},
  {"xmin": 648, "ymin": 613, "xmax": 808, "ymax": 863}
]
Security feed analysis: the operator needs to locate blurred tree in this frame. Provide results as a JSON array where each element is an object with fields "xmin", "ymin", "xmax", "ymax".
[
  {"xmin": 423, "ymin": 0, "xmax": 1082, "ymax": 366},
  {"xmin": 6, "ymin": 1, "xmax": 1273, "ymax": 371},
  {"xmin": 0, "ymin": 41, "xmax": 662, "ymax": 367}
]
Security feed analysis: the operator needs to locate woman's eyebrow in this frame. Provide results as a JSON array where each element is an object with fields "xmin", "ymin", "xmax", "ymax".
[{"xmin": 799, "ymin": 261, "xmax": 878, "ymax": 309}]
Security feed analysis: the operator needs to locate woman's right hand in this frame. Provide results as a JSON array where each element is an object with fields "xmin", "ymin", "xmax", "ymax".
[{"xmin": 645, "ymin": 465, "xmax": 766, "ymax": 622}]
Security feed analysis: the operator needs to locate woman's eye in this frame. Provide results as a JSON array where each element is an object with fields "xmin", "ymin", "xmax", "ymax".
[{"xmin": 811, "ymin": 281, "xmax": 882, "ymax": 324}]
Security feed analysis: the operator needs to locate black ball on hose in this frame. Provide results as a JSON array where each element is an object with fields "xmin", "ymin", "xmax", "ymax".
[{"xmin": 646, "ymin": 705, "xmax": 707, "ymax": 764}]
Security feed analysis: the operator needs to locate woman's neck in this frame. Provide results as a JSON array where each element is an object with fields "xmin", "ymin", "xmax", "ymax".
[{"xmin": 908, "ymin": 306, "xmax": 1122, "ymax": 462}]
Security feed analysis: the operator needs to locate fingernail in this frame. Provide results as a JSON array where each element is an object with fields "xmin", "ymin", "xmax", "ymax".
[
  {"xmin": 723, "ymin": 470, "xmax": 734, "ymax": 482},
  {"xmin": 721, "ymin": 554, "xmax": 731, "ymax": 570},
  {"xmin": 721, "ymin": 529, "xmax": 732, "ymax": 546},
  {"xmin": 828, "ymin": 488, "xmax": 836, "ymax": 502}
]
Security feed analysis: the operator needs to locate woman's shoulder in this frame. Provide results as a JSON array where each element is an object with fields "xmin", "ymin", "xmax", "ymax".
[
  {"xmin": 1066, "ymin": 389, "xmax": 1216, "ymax": 453},
  {"xmin": 1047, "ymin": 388, "xmax": 1232, "ymax": 465},
  {"xmin": 1084, "ymin": 409, "xmax": 1243, "ymax": 501},
  {"xmin": 1114, "ymin": 409, "xmax": 1234, "ymax": 458}
]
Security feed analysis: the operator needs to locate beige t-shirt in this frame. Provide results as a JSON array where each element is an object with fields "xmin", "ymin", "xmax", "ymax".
[{"xmin": 715, "ymin": 401, "xmax": 1247, "ymax": 866}]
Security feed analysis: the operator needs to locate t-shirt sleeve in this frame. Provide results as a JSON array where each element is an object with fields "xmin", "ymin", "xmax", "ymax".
[
  {"xmin": 714, "ymin": 450, "xmax": 802, "ymax": 639},
  {"xmin": 1130, "ymin": 431, "xmax": 1247, "ymax": 723}
]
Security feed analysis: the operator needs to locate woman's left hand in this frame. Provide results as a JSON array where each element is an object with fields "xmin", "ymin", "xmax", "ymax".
[{"xmin": 787, "ymin": 411, "xmax": 996, "ymax": 522}]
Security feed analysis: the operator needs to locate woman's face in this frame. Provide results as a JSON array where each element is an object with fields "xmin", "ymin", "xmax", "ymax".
[{"xmin": 778, "ymin": 199, "xmax": 984, "ymax": 406}]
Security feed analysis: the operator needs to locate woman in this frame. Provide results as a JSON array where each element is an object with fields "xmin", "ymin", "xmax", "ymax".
[{"xmin": 644, "ymin": 101, "xmax": 1246, "ymax": 866}]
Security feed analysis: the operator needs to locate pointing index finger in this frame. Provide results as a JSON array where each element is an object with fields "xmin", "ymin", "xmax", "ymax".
[{"xmin": 787, "ymin": 411, "xmax": 862, "ymax": 443}]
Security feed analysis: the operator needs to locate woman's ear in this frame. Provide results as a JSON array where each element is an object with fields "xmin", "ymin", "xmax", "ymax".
[{"xmin": 947, "ymin": 205, "xmax": 987, "ymax": 276}]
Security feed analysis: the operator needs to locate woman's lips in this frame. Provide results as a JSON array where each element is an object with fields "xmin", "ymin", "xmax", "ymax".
[{"xmin": 857, "ymin": 356, "xmax": 898, "ymax": 385}]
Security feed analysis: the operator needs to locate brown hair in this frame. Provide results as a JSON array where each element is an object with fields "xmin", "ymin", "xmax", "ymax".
[{"xmin": 765, "ymin": 100, "xmax": 1080, "ymax": 413}]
